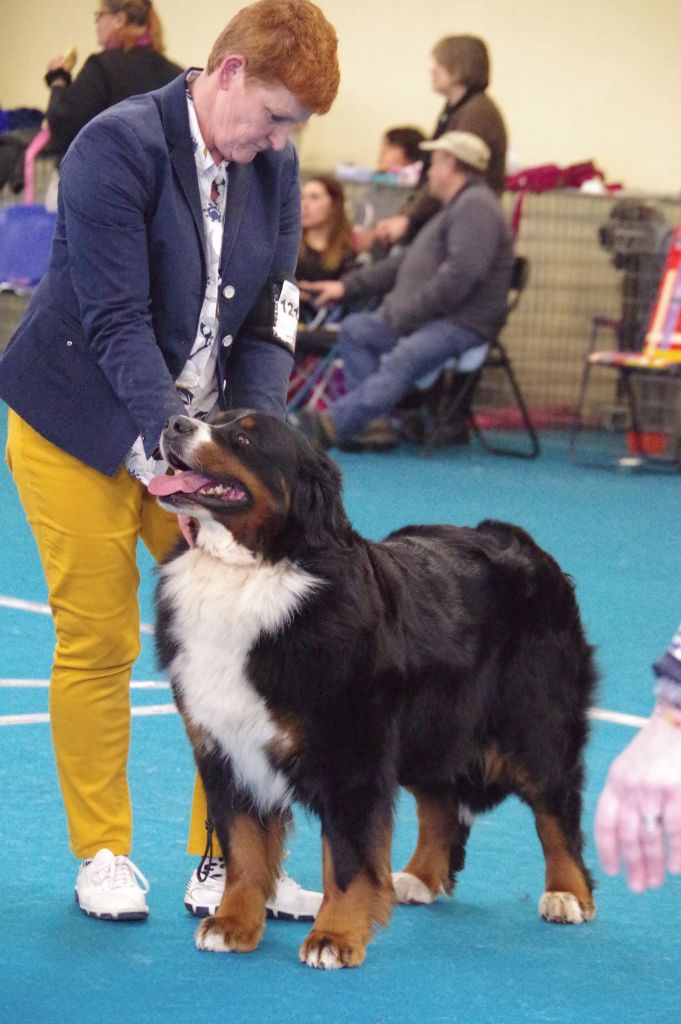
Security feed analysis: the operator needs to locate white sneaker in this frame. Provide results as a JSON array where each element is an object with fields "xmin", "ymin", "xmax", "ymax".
[
  {"xmin": 74, "ymin": 848, "xmax": 150, "ymax": 921},
  {"xmin": 184, "ymin": 856, "xmax": 225, "ymax": 918},
  {"xmin": 267, "ymin": 870, "xmax": 322, "ymax": 921},
  {"xmin": 184, "ymin": 857, "xmax": 322, "ymax": 921}
]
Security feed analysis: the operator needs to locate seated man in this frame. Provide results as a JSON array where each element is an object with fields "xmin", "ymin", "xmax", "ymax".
[{"xmin": 293, "ymin": 130, "xmax": 513, "ymax": 451}]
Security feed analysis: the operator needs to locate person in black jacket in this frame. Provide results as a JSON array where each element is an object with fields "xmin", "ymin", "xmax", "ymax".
[{"xmin": 44, "ymin": 0, "xmax": 182, "ymax": 157}]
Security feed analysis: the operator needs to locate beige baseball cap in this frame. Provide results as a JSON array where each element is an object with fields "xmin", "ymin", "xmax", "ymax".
[{"xmin": 419, "ymin": 130, "xmax": 490, "ymax": 172}]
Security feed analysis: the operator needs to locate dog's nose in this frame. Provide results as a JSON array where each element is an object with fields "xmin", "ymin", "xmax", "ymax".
[{"xmin": 165, "ymin": 415, "xmax": 196, "ymax": 436}]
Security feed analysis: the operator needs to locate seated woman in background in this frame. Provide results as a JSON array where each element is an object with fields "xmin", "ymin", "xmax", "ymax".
[
  {"xmin": 45, "ymin": 0, "xmax": 182, "ymax": 158},
  {"xmin": 297, "ymin": 175, "xmax": 357, "ymax": 324}
]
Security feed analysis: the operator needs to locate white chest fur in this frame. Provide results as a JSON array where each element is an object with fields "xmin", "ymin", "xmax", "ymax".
[{"xmin": 159, "ymin": 527, "xmax": 319, "ymax": 813}]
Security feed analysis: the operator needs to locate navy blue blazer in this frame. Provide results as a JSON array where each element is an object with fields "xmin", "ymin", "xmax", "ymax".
[{"xmin": 0, "ymin": 72, "xmax": 300, "ymax": 475}]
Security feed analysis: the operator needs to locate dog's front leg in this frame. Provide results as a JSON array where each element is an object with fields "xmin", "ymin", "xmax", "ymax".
[
  {"xmin": 299, "ymin": 815, "xmax": 393, "ymax": 969},
  {"xmin": 195, "ymin": 810, "xmax": 286, "ymax": 954}
]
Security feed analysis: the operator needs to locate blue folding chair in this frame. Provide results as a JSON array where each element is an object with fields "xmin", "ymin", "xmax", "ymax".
[{"xmin": 0, "ymin": 204, "xmax": 57, "ymax": 292}]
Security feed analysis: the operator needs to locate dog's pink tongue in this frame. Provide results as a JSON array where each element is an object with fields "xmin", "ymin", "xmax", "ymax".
[{"xmin": 147, "ymin": 471, "xmax": 215, "ymax": 496}]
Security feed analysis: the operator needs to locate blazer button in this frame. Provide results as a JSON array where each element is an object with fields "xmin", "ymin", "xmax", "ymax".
[
  {"xmin": 223, "ymin": 285, "xmax": 235, "ymax": 299},
  {"xmin": 66, "ymin": 339, "xmax": 73, "ymax": 346},
  {"xmin": 222, "ymin": 334, "xmax": 233, "ymax": 347}
]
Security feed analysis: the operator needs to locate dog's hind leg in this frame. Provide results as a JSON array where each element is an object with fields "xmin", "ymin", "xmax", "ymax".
[
  {"xmin": 533, "ymin": 804, "xmax": 595, "ymax": 924},
  {"xmin": 481, "ymin": 737, "xmax": 595, "ymax": 924},
  {"xmin": 195, "ymin": 810, "xmax": 287, "ymax": 954},
  {"xmin": 299, "ymin": 817, "xmax": 394, "ymax": 969},
  {"xmin": 392, "ymin": 786, "xmax": 470, "ymax": 905}
]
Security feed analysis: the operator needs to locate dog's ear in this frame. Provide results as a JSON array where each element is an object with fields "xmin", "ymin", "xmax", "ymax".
[{"xmin": 289, "ymin": 442, "xmax": 351, "ymax": 548}]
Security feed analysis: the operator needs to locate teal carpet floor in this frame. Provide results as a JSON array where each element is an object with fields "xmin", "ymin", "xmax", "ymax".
[{"xmin": 1, "ymin": 410, "xmax": 679, "ymax": 1023}]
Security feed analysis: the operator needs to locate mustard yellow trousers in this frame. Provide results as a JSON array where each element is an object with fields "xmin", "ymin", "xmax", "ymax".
[{"xmin": 6, "ymin": 411, "xmax": 212, "ymax": 858}]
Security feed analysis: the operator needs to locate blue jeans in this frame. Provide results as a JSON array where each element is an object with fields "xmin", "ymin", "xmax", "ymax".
[{"xmin": 329, "ymin": 311, "xmax": 487, "ymax": 441}]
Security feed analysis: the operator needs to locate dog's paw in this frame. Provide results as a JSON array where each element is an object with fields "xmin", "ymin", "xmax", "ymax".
[
  {"xmin": 299, "ymin": 930, "xmax": 366, "ymax": 969},
  {"xmin": 194, "ymin": 914, "xmax": 263, "ymax": 953},
  {"xmin": 392, "ymin": 871, "xmax": 438, "ymax": 905},
  {"xmin": 538, "ymin": 891, "xmax": 595, "ymax": 924}
]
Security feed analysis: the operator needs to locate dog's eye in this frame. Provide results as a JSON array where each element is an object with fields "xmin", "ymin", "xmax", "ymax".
[{"xmin": 234, "ymin": 431, "xmax": 251, "ymax": 447}]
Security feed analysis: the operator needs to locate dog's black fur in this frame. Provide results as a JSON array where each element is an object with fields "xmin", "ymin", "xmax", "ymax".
[{"xmin": 154, "ymin": 411, "xmax": 597, "ymax": 968}]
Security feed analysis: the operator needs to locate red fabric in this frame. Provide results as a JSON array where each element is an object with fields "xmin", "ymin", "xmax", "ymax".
[
  {"xmin": 505, "ymin": 160, "xmax": 606, "ymax": 194},
  {"xmin": 505, "ymin": 164, "xmax": 563, "ymax": 193},
  {"xmin": 562, "ymin": 161, "xmax": 604, "ymax": 188},
  {"xmin": 505, "ymin": 160, "xmax": 608, "ymax": 237}
]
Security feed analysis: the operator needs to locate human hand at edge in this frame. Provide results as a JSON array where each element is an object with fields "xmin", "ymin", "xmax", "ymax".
[
  {"xmin": 594, "ymin": 702, "xmax": 681, "ymax": 892},
  {"xmin": 46, "ymin": 52, "xmax": 75, "ymax": 76}
]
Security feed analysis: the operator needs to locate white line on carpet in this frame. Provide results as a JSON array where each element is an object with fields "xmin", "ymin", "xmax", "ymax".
[
  {"xmin": 0, "ymin": 704, "xmax": 177, "ymax": 726},
  {"xmin": 0, "ymin": 594, "xmax": 154, "ymax": 633},
  {"xmin": 587, "ymin": 707, "xmax": 648, "ymax": 728},
  {"xmin": 0, "ymin": 679, "xmax": 169, "ymax": 689},
  {"xmin": 0, "ymin": 693, "xmax": 649, "ymax": 729},
  {"xmin": 0, "ymin": 598, "xmax": 652, "ymax": 731}
]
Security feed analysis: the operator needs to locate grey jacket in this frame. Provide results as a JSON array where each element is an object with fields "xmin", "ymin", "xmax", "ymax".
[{"xmin": 342, "ymin": 179, "xmax": 513, "ymax": 341}]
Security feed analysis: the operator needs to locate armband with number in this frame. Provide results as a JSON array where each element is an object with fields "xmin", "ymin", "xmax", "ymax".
[{"xmin": 242, "ymin": 274, "xmax": 299, "ymax": 354}]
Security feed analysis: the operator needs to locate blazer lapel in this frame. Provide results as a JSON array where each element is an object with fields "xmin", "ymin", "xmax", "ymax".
[
  {"xmin": 220, "ymin": 162, "xmax": 252, "ymax": 270},
  {"xmin": 158, "ymin": 72, "xmax": 205, "ymax": 268},
  {"xmin": 170, "ymin": 142, "xmax": 205, "ymax": 259}
]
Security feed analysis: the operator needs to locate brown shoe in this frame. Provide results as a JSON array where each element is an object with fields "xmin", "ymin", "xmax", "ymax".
[{"xmin": 339, "ymin": 418, "xmax": 401, "ymax": 453}]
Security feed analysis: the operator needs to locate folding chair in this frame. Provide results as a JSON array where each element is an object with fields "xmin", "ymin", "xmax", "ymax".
[
  {"xmin": 569, "ymin": 225, "xmax": 681, "ymax": 471},
  {"xmin": 286, "ymin": 308, "xmax": 344, "ymax": 414},
  {"xmin": 0, "ymin": 203, "xmax": 57, "ymax": 351},
  {"xmin": 0, "ymin": 203, "xmax": 57, "ymax": 292},
  {"xmin": 403, "ymin": 254, "xmax": 540, "ymax": 458}
]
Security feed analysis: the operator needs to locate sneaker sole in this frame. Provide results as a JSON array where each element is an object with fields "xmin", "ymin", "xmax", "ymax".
[
  {"xmin": 266, "ymin": 907, "xmax": 314, "ymax": 922},
  {"xmin": 184, "ymin": 900, "xmax": 314, "ymax": 922},
  {"xmin": 75, "ymin": 891, "xmax": 148, "ymax": 921}
]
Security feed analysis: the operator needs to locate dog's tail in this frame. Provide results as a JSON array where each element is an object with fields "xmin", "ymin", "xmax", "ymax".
[
  {"xmin": 474, "ymin": 519, "xmax": 599, "ymax": 714},
  {"xmin": 474, "ymin": 518, "xmax": 574, "ymax": 605}
]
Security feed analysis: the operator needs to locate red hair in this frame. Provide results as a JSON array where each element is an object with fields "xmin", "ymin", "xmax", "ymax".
[{"xmin": 207, "ymin": 0, "xmax": 339, "ymax": 114}]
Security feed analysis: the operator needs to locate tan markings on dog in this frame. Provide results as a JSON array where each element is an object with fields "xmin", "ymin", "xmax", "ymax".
[
  {"xmin": 196, "ymin": 442, "xmax": 288, "ymax": 549},
  {"xmin": 195, "ymin": 813, "xmax": 286, "ymax": 954},
  {"xmin": 299, "ymin": 831, "xmax": 393, "ymax": 969},
  {"xmin": 483, "ymin": 744, "xmax": 595, "ymax": 922},
  {"xmin": 181, "ymin": 715, "xmax": 206, "ymax": 749},
  {"xmin": 267, "ymin": 712, "xmax": 303, "ymax": 766},
  {"xmin": 394, "ymin": 787, "xmax": 465, "ymax": 900},
  {"xmin": 534, "ymin": 811, "xmax": 595, "ymax": 922},
  {"xmin": 483, "ymin": 742, "xmax": 540, "ymax": 803}
]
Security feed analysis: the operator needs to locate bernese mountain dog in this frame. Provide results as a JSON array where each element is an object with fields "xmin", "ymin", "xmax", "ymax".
[{"xmin": 149, "ymin": 410, "xmax": 597, "ymax": 969}]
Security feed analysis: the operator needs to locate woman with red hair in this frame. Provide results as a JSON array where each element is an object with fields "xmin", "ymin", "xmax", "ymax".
[{"xmin": 2, "ymin": 0, "xmax": 340, "ymax": 925}]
